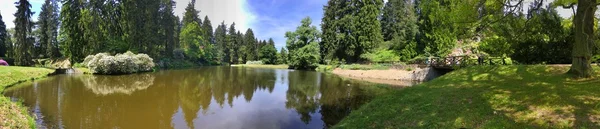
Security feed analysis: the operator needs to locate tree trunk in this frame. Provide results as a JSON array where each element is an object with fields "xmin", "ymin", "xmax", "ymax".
[{"xmin": 568, "ymin": 0, "xmax": 596, "ymax": 78}]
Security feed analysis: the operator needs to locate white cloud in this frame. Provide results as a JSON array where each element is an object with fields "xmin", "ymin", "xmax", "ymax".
[
  {"xmin": 174, "ymin": 0, "xmax": 256, "ymax": 32},
  {"xmin": 0, "ymin": 0, "xmax": 44, "ymax": 29}
]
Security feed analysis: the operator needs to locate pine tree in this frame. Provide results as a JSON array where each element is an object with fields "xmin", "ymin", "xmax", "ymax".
[
  {"xmin": 244, "ymin": 28, "xmax": 256, "ymax": 62},
  {"xmin": 227, "ymin": 23, "xmax": 238, "ymax": 64},
  {"xmin": 320, "ymin": 0, "xmax": 384, "ymax": 63},
  {"xmin": 162, "ymin": 0, "xmax": 177, "ymax": 57},
  {"xmin": 38, "ymin": 0, "xmax": 61, "ymax": 58},
  {"xmin": 202, "ymin": 16, "xmax": 214, "ymax": 44},
  {"xmin": 234, "ymin": 31, "xmax": 243, "ymax": 64},
  {"xmin": 380, "ymin": 0, "xmax": 419, "ymax": 61},
  {"xmin": 14, "ymin": 0, "xmax": 35, "ymax": 65},
  {"xmin": 214, "ymin": 21, "xmax": 227, "ymax": 63},
  {"xmin": 0, "ymin": 12, "xmax": 7, "ymax": 57},
  {"xmin": 182, "ymin": 0, "xmax": 201, "ymax": 26}
]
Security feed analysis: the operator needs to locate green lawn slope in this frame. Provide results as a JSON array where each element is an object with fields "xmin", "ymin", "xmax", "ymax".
[
  {"xmin": 0, "ymin": 66, "xmax": 54, "ymax": 129},
  {"xmin": 335, "ymin": 65, "xmax": 600, "ymax": 128}
]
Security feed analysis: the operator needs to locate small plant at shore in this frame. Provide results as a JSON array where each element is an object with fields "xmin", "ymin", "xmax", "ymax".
[{"xmin": 82, "ymin": 51, "xmax": 155, "ymax": 74}]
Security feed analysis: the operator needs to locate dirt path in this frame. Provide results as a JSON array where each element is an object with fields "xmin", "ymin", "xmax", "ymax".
[{"xmin": 331, "ymin": 67, "xmax": 438, "ymax": 86}]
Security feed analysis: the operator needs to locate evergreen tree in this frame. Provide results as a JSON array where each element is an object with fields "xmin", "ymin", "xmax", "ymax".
[
  {"xmin": 227, "ymin": 23, "xmax": 238, "ymax": 64},
  {"xmin": 0, "ymin": 12, "xmax": 7, "ymax": 57},
  {"xmin": 320, "ymin": 0, "xmax": 384, "ymax": 63},
  {"xmin": 234, "ymin": 31, "xmax": 243, "ymax": 64},
  {"xmin": 182, "ymin": 0, "xmax": 201, "ymax": 26},
  {"xmin": 161, "ymin": 0, "xmax": 177, "ymax": 57},
  {"xmin": 380, "ymin": 0, "xmax": 418, "ymax": 61},
  {"xmin": 61, "ymin": 0, "xmax": 86, "ymax": 62},
  {"xmin": 214, "ymin": 22, "xmax": 227, "ymax": 63},
  {"xmin": 244, "ymin": 28, "xmax": 256, "ymax": 62},
  {"xmin": 202, "ymin": 16, "xmax": 214, "ymax": 44},
  {"xmin": 14, "ymin": 0, "xmax": 35, "ymax": 65},
  {"xmin": 38, "ymin": 0, "xmax": 61, "ymax": 58}
]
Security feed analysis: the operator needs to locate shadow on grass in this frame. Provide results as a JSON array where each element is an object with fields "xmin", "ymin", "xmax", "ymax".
[{"xmin": 335, "ymin": 65, "xmax": 600, "ymax": 128}]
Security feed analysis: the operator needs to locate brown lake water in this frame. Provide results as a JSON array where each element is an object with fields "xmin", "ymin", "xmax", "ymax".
[{"xmin": 4, "ymin": 67, "xmax": 396, "ymax": 129}]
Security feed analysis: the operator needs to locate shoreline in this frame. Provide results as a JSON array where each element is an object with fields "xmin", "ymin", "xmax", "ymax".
[{"xmin": 0, "ymin": 66, "xmax": 55, "ymax": 129}]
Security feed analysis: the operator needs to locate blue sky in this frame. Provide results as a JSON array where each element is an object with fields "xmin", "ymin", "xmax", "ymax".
[
  {"xmin": 1, "ymin": 0, "xmax": 572, "ymax": 51},
  {"xmin": 245, "ymin": 0, "xmax": 327, "ymax": 50}
]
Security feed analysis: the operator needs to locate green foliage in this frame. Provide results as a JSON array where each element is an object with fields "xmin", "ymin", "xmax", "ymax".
[
  {"xmin": 321, "ymin": 0, "xmax": 384, "ymax": 63},
  {"xmin": 315, "ymin": 65, "xmax": 335, "ymax": 72},
  {"xmin": 14, "ymin": 0, "xmax": 35, "ymax": 66},
  {"xmin": 286, "ymin": 17, "xmax": 321, "ymax": 70},
  {"xmin": 277, "ymin": 48, "xmax": 288, "ymax": 64},
  {"xmin": 480, "ymin": 5, "xmax": 572, "ymax": 64},
  {"xmin": 259, "ymin": 39, "xmax": 278, "ymax": 64},
  {"xmin": 0, "ymin": 13, "xmax": 6, "ymax": 57},
  {"xmin": 37, "ymin": 0, "xmax": 61, "ymax": 59},
  {"xmin": 244, "ymin": 29, "xmax": 257, "ymax": 63},
  {"xmin": 179, "ymin": 22, "xmax": 215, "ymax": 64},
  {"xmin": 381, "ymin": 0, "xmax": 419, "ymax": 61},
  {"xmin": 360, "ymin": 50, "xmax": 401, "ymax": 63},
  {"xmin": 82, "ymin": 51, "xmax": 155, "ymax": 74}
]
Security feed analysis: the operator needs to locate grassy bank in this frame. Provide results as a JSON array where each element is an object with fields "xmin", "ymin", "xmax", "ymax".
[
  {"xmin": 231, "ymin": 64, "xmax": 290, "ymax": 69},
  {"xmin": 0, "ymin": 66, "xmax": 53, "ymax": 129},
  {"xmin": 335, "ymin": 65, "xmax": 600, "ymax": 128}
]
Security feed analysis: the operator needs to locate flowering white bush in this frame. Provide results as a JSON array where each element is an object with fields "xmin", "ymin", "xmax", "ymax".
[{"xmin": 83, "ymin": 51, "xmax": 155, "ymax": 74}]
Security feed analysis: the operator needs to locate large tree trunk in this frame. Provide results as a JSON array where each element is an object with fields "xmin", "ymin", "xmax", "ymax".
[{"xmin": 568, "ymin": 0, "xmax": 596, "ymax": 78}]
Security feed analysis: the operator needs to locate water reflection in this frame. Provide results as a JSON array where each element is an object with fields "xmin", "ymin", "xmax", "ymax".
[{"xmin": 5, "ymin": 67, "xmax": 392, "ymax": 129}]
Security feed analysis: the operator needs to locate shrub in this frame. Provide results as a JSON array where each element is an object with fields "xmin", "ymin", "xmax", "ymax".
[
  {"xmin": 82, "ymin": 51, "xmax": 155, "ymax": 74},
  {"xmin": 245, "ymin": 60, "xmax": 264, "ymax": 65},
  {"xmin": 360, "ymin": 50, "xmax": 401, "ymax": 63}
]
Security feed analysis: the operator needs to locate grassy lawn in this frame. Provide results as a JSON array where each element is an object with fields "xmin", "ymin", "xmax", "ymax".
[
  {"xmin": 0, "ymin": 66, "xmax": 53, "ymax": 129},
  {"xmin": 335, "ymin": 65, "xmax": 600, "ymax": 128},
  {"xmin": 231, "ymin": 64, "xmax": 290, "ymax": 69}
]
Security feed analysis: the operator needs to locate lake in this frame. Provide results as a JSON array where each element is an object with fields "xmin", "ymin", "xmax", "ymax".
[{"xmin": 4, "ymin": 67, "xmax": 399, "ymax": 129}]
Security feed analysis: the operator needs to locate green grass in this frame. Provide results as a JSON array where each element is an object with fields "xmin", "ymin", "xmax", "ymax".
[
  {"xmin": 232, "ymin": 64, "xmax": 290, "ymax": 69},
  {"xmin": 0, "ymin": 66, "xmax": 53, "ymax": 129},
  {"xmin": 335, "ymin": 65, "xmax": 600, "ymax": 128}
]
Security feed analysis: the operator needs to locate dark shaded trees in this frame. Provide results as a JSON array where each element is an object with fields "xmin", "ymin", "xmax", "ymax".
[
  {"xmin": 320, "ymin": 0, "xmax": 384, "ymax": 63},
  {"xmin": 14, "ymin": 0, "xmax": 35, "ymax": 65}
]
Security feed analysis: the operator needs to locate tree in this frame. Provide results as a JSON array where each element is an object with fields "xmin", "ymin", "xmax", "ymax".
[
  {"xmin": 277, "ymin": 48, "xmax": 288, "ymax": 64},
  {"xmin": 38, "ymin": 0, "xmax": 61, "ymax": 58},
  {"xmin": 286, "ymin": 17, "xmax": 321, "ymax": 69},
  {"xmin": 320, "ymin": 0, "xmax": 384, "ymax": 63},
  {"xmin": 0, "ymin": 12, "xmax": 7, "ymax": 57},
  {"xmin": 553, "ymin": 0, "xmax": 597, "ymax": 77},
  {"xmin": 244, "ymin": 28, "xmax": 256, "ymax": 62},
  {"xmin": 381, "ymin": 0, "xmax": 419, "ymax": 61},
  {"xmin": 259, "ymin": 38, "xmax": 278, "ymax": 64},
  {"xmin": 179, "ymin": 22, "xmax": 206, "ymax": 61},
  {"xmin": 227, "ymin": 23, "xmax": 238, "ymax": 64},
  {"xmin": 215, "ymin": 21, "xmax": 228, "ymax": 63},
  {"xmin": 61, "ymin": 0, "xmax": 86, "ymax": 62},
  {"xmin": 161, "ymin": 0, "xmax": 177, "ymax": 57},
  {"xmin": 202, "ymin": 16, "xmax": 214, "ymax": 44},
  {"xmin": 14, "ymin": 0, "xmax": 35, "ymax": 66},
  {"xmin": 182, "ymin": 0, "xmax": 200, "ymax": 26}
]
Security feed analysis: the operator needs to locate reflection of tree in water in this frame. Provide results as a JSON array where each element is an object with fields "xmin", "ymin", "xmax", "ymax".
[
  {"xmin": 80, "ymin": 74, "xmax": 155, "ymax": 95},
  {"xmin": 176, "ymin": 67, "xmax": 277, "ymax": 128},
  {"xmin": 318, "ymin": 74, "xmax": 376, "ymax": 127},
  {"xmin": 285, "ymin": 71, "xmax": 320, "ymax": 123},
  {"xmin": 283, "ymin": 71, "xmax": 382, "ymax": 127}
]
